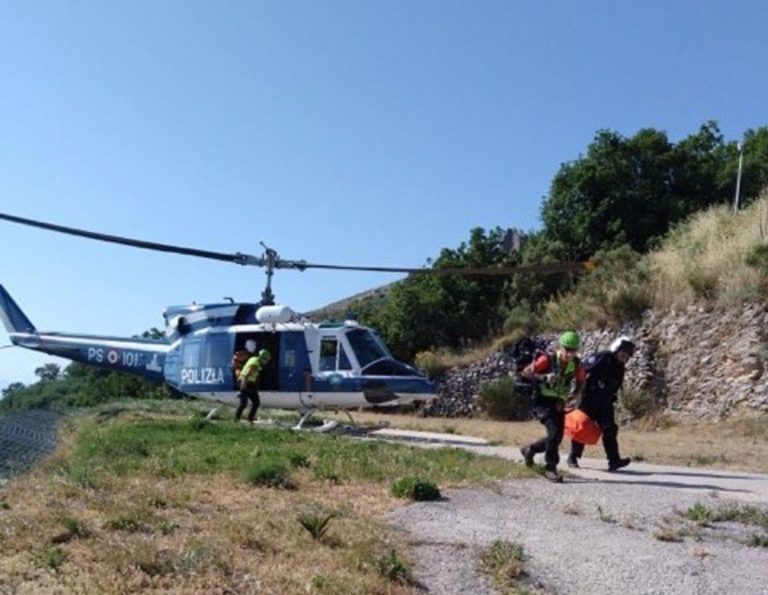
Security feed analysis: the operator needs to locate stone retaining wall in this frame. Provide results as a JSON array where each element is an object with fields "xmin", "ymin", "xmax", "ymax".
[{"xmin": 423, "ymin": 301, "xmax": 768, "ymax": 420}]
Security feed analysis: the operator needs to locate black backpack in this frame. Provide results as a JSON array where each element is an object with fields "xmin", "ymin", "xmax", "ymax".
[{"xmin": 510, "ymin": 336, "xmax": 548, "ymax": 372}]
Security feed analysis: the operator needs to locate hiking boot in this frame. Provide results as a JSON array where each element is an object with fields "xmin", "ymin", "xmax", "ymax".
[
  {"xmin": 544, "ymin": 469, "xmax": 563, "ymax": 483},
  {"xmin": 566, "ymin": 456, "xmax": 580, "ymax": 469},
  {"xmin": 608, "ymin": 457, "xmax": 631, "ymax": 472},
  {"xmin": 520, "ymin": 446, "xmax": 535, "ymax": 467}
]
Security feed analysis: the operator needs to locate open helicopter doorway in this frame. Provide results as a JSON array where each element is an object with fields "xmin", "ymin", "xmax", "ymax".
[{"xmin": 234, "ymin": 333, "xmax": 280, "ymax": 391}]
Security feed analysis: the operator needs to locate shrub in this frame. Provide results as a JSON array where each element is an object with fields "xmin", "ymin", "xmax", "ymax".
[
  {"xmin": 543, "ymin": 245, "xmax": 650, "ymax": 328},
  {"xmin": 371, "ymin": 547, "xmax": 411, "ymax": 583},
  {"xmin": 619, "ymin": 386, "xmax": 657, "ymax": 419},
  {"xmin": 244, "ymin": 460, "xmax": 294, "ymax": 489},
  {"xmin": 390, "ymin": 476, "xmax": 441, "ymax": 501},
  {"xmin": 61, "ymin": 516, "xmax": 92, "ymax": 539},
  {"xmin": 477, "ymin": 377, "xmax": 532, "ymax": 421},
  {"xmin": 745, "ymin": 243, "xmax": 768, "ymax": 272},
  {"xmin": 414, "ymin": 351, "xmax": 448, "ymax": 379},
  {"xmin": 502, "ymin": 303, "xmax": 540, "ymax": 336},
  {"xmin": 748, "ymin": 533, "xmax": 768, "ymax": 547},
  {"xmin": 606, "ymin": 286, "xmax": 652, "ymax": 321}
]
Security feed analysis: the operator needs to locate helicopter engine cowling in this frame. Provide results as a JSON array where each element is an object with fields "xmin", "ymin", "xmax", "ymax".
[{"xmin": 256, "ymin": 304, "xmax": 294, "ymax": 324}]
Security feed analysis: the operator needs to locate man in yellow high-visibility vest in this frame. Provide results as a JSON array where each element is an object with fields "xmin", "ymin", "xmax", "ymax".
[
  {"xmin": 519, "ymin": 331, "xmax": 585, "ymax": 482},
  {"xmin": 235, "ymin": 348, "xmax": 271, "ymax": 423}
]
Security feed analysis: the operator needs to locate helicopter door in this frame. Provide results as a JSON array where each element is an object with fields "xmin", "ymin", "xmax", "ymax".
[
  {"xmin": 279, "ymin": 331, "xmax": 311, "ymax": 392},
  {"xmin": 234, "ymin": 333, "xmax": 280, "ymax": 391}
]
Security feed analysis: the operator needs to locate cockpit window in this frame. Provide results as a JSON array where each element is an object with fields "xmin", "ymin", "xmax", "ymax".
[
  {"xmin": 338, "ymin": 345, "xmax": 352, "ymax": 370},
  {"xmin": 319, "ymin": 338, "xmax": 337, "ymax": 371},
  {"xmin": 346, "ymin": 328, "xmax": 390, "ymax": 367}
]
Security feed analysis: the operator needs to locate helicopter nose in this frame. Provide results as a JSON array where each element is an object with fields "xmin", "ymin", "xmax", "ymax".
[{"xmin": 363, "ymin": 381, "xmax": 397, "ymax": 404}]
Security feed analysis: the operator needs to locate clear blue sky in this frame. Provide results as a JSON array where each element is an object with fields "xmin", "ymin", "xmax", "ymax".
[{"xmin": 1, "ymin": 0, "xmax": 767, "ymax": 388}]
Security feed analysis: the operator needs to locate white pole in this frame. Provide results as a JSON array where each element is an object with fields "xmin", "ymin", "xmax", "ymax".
[{"xmin": 733, "ymin": 141, "xmax": 744, "ymax": 211}]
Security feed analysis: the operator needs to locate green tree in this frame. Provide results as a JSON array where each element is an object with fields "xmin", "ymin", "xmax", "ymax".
[
  {"xmin": 1, "ymin": 382, "xmax": 26, "ymax": 399},
  {"xmin": 34, "ymin": 363, "xmax": 61, "ymax": 382},
  {"xmin": 362, "ymin": 227, "xmax": 516, "ymax": 359},
  {"xmin": 720, "ymin": 126, "xmax": 768, "ymax": 205},
  {"xmin": 540, "ymin": 122, "xmax": 734, "ymax": 260}
]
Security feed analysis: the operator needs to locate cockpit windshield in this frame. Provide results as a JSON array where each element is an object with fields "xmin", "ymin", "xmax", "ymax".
[{"xmin": 346, "ymin": 328, "xmax": 392, "ymax": 367}]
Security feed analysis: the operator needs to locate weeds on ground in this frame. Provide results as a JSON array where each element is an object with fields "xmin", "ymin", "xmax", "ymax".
[
  {"xmin": 297, "ymin": 505, "xmax": 340, "ymax": 541},
  {"xmin": 683, "ymin": 502, "xmax": 768, "ymax": 530},
  {"xmin": 597, "ymin": 505, "xmax": 616, "ymax": 524},
  {"xmin": 479, "ymin": 540, "xmax": 532, "ymax": 594},
  {"xmin": 653, "ymin": 526, "xmax": 686, "ymax": 543}
]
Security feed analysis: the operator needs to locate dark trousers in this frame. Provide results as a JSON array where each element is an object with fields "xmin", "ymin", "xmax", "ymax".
[
  {"xmin": 570, "ymin": 403, "xmax": 621, "ymax": 464},
  {"xmin": 528, "ymin": 397, "xmax": 565, "ymax": 471},
  {"xmin": 235, "ymin": 387, "xmax": 260, "ymax": 422}
]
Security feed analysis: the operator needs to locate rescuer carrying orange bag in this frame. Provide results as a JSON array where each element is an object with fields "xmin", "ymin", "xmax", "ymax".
[{"xmin": 564, "ymin": 408, "xmax": 601, "ymax": 445}]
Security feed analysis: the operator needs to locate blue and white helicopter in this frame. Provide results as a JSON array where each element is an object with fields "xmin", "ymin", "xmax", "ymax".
[{"xmin": 0, "ymin": 213, "xmax": 587, "ymax": 428}]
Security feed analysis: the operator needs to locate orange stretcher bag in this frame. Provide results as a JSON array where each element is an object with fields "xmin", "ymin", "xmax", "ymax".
[{"xmin": 564, "ymin": 409, "xmax": 602, "ymax": 445}]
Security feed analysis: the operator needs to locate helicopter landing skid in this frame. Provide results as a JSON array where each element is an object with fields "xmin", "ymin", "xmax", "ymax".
[{"xmin": 292, "ymin": 410, "xmax": 338, "ymax": 433}]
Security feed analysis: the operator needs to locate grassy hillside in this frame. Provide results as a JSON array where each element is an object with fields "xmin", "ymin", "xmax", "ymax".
[
  {"xmin": 649, "ymin": 196, "xmax": 768, "ymax": 308},
  {"xmin": 541, "ymin": 192, "xmax": 768, "ymax": 331}
]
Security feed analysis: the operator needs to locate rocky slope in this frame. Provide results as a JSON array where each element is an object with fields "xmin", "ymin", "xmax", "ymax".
[{"xmin": 424, "ymin": 301, "xmax": 768, "ymax": 420}]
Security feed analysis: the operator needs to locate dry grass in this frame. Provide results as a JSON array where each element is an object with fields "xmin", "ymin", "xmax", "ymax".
[
  {"xmin": 649, "ymin": 194, "xmax": 768, "ymax": 308},
  {"xmin": 0, "ymin": 463, "xmax": 418, "ymax": 594},
  {"xmin": 0, "ymin": 404, "xmax": 532, "ymax": 594},
  {"xmin": 339, "ymin": 411, "xmax": 768, "ymax": 474}
]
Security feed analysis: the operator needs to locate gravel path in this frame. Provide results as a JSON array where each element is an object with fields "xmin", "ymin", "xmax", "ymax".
[{"xmin": 389, "ymin": 446, "xmax": 768, "ymax": 595}]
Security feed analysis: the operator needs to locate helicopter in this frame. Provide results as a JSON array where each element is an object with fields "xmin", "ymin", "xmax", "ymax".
[{"xmin": 0, "ymin": 212, "xmax": 589, "ymax": 429}]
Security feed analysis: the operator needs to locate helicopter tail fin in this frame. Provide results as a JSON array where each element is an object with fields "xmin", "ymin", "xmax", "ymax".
[{"xmin": 0, "ymin": 285, "xmax": 36, "ymax": 334}]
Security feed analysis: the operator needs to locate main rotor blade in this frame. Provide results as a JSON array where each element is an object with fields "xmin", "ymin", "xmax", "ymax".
[
  {"xmin": 0, "ymin": 212, "xmax": 262, "ymax": 266},
  {"xmin": 0, "ymin": 211, "xmax": 590, "ymax": 277},
  {"xmin": 298, "ymin": 261, "xmax": 589, "ymax": 275}
]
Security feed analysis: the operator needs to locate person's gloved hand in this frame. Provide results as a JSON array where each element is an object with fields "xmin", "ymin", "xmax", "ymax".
[{"xmin": 542, "ymin": 373, "xmax": 557, "ymax": 385}]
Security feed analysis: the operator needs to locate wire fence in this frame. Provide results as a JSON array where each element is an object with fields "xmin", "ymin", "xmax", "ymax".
[{"xmin": 0, "ymin": 409, "xmax": 61, "ymax": 485}]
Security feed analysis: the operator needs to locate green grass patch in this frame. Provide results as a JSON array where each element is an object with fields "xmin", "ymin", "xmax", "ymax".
[
  {"xmin": 63, "ymin": 408, "xmax": 527, "ymax": 490},
  {"xmin": 683, "ymin": 503, "xmax": 768, "ymax": 530},
  {"xmin": 244, "ymin": 459, "xmax": 294, "ymax": 489},
  {"xmin": 36, "ymin": 546, "xmax": 67, "ymax": 571}
]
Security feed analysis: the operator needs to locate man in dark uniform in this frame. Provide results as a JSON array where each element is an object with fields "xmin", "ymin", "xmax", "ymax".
[{"xmin": 567, "ymin": 336, "xmax": 635, "ymax": 471}]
